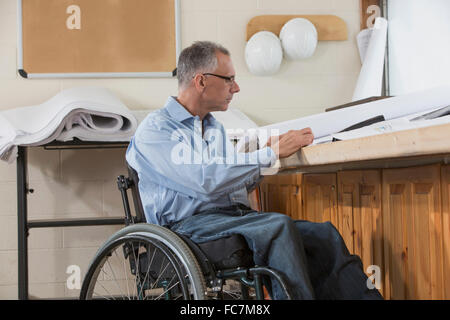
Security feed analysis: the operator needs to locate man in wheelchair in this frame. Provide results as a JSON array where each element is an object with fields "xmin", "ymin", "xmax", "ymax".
[{"xmin": 124, "ymin": 41, "xmax": 383, "ymax": 300}]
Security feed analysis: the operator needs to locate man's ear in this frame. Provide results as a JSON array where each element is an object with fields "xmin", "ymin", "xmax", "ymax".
[{"xmin": 193, "ymin": 74, "xmax": 206, "ymax": 92}]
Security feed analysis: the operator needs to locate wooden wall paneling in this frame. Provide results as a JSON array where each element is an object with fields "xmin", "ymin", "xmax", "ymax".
[
  {"xmin": 337, "ymin": 170, "xmax": 384, "ymax": 296},
  {"xmin": 441, "ymin": 164, "xmax": 450, "ymax": 299},
  {"xmin": 260, "ymin": 183, "xmax": 269, "ymax": 212},
  {"xmin": 259, "ymin": 174, "xmax": 303, "ymax": 219},
  {"xmin": 259, "ymin": 177, "xmax": 272, "ymax": 212},
  {"xmin": 337, "ymin": 174, "xmax": 356, "ymax": 253},
  {"xmin": 302, "ymin": 173, "xmax": 338, "ymax": 226},
  {"xmin": 286, "ymin": 174, "xmax": 302, "ymax": 220},
  {"xmin": 382, "ymin": 164, "xmax": 443, "ymax": 299}
]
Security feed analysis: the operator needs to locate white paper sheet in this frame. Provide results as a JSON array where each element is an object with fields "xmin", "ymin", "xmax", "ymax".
[
  {"xmin": 236, "ymin": 85, "xmax": 450, "ymax": 152},
  {"xmin": 352, "ymin": 17, "xmax": 388, "ymax": 101},
  {"xmin": 331, "ymin": 107, "xmax": 450, "ymax": 141}
]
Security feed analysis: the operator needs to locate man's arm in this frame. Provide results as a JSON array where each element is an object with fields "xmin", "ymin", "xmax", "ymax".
[
  {"xmin": 126, "ymin": 126, "xmax": 275, "ymax": 201},
  {"xmin": 265, "ymin": 128, "xmax": 314, "ymax": 159}
]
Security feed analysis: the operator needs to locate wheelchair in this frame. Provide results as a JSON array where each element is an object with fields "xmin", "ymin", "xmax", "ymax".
[{"xmin": 79, "ymin": 165, "xmax": 292, "ymax": 300}]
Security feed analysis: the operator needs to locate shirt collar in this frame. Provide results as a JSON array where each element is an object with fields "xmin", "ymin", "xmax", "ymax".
[
  {"xmin": 164, "ymin": 96, "xmax": 217, "ymax": 125},
  {"xmin": 165, "ymin": 96, "xmax": 194, "ymax": 122}
]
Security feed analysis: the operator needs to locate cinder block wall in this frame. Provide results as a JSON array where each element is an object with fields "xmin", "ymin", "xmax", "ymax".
[{"xmin": 0, "ymin": 0, "xmax": 361, "ymax": 298}]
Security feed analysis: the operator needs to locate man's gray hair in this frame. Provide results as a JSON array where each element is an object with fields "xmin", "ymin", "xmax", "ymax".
[{"xmin": 177, "ymin": 41, "xmax": 230, "ymax": 89}]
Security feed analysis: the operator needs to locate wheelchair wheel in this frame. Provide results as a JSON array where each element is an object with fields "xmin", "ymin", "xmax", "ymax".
[{"xmin": 80, "ymin": 224, "xmax": 207, "ymax": 300}]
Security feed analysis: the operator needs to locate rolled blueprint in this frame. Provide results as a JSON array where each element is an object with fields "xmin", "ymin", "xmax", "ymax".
[{"xmin": 352, "ymin": 17, "xmax": 388, "ymax": 101}]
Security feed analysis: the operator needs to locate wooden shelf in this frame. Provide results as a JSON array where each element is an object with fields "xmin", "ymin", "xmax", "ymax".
[{"xmin": 246, "ymin": 15, "xmax": 348, "ymax": 41}]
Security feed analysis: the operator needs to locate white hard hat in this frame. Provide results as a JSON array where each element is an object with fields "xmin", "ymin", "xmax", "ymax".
[
  {"xmin": 280, "ymin": 18, "xmax": 318, "ymax": 60},
  {"xmin": 245, "ymin": 31, "xmax": 283, "ymax": 76}
]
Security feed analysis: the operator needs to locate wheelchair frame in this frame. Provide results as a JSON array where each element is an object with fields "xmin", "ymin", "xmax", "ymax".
[{"xmin": 79, "ymin": 166, "xmax": 292, "ymax": 300}]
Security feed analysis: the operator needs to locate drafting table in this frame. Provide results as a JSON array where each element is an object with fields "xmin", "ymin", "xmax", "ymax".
[{"xmin": 266, "ymin": 122, "xmax": 450, "ymax": 175}]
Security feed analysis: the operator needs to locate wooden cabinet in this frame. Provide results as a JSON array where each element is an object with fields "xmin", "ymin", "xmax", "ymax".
[
  {"xmin": 382, "ymin": 164, "xmax": 444, "ymax": 299},
  {"xmin": 259, "ymin": 163, "xmax": 450, "ymax": 300}
]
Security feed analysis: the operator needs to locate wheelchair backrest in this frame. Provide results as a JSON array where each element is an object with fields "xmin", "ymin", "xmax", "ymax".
[{"xmin": 127, "ymin": 163, "xmax": 147, "ymax": 223}]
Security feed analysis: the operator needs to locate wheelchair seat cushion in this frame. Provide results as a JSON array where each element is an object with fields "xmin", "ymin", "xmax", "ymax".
[{"xmin": 196, "ymin": 234, "xmax": 254, "ymax": 270}]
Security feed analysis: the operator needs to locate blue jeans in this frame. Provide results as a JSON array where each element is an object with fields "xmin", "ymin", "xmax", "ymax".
[{"xmin": 169, "ymin": 204, "xmax": 383, "ymax": 300}]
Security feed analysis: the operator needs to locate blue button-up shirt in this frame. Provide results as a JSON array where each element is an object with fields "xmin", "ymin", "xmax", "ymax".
[{"xmin": 126, "ymin": 96, "xmax": 276, "ymax": 226}]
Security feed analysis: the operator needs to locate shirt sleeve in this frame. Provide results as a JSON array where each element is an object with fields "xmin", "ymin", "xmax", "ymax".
[{"xmin": 126, "ymin": 123, "xmax": 275, "ymax": 201}]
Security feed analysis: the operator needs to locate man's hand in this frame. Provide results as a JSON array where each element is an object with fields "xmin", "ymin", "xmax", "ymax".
[{"xmin": 265, "ymin": 128, "xmax": 314, "ymax": 159}]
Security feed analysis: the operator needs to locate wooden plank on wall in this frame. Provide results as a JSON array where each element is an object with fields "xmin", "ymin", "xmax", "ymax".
[
  {"xmin": 360, "ymin": 0, "xmax": 382, "ymax": 30},
  {"xmin": 246, "ymin": 15, "xmax": 348, "ymax": 41}
]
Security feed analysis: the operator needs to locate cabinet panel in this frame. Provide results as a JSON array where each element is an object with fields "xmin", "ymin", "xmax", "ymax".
[
  {"xmin": 302, "ymin": 173, "xmax": 338, "ymax": 226},
  {"xmin": 441, "ymin": 164, "xmax": 450, "ymax": 299},
  {"xmin": 382, "ymin": 164, "xmax": 443, "ymax": 300},
  {"xmin": 260, "ymin": 174, "xmax": 302, "ymax": 220},
  {"xmin": 337, "ymin": 170, "xmax": 384, "ymax": 296}
]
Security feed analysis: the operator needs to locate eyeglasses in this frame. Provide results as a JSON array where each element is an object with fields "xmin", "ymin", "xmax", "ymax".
[{"xmin": 202, "ymin": 73, "xmax": 236, "ymax": 85}]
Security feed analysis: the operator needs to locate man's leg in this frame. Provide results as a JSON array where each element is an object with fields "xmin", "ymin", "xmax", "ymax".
[
  {"xmin": 295, "ymin": 220, "xmax": 383, "ymax": 300},
  {"xmin": 170, "ymin": 209, "xmax": 315, "ymax": 299}
]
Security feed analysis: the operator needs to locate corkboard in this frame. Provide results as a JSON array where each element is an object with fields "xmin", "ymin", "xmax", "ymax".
[{"xmin": 18, "ymin": 0, "xmax": 180, "ymax": 78}]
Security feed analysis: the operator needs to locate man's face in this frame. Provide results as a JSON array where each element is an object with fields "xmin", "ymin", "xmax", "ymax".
[{"xmin": 201, "ymin": 51, "xmax": 240, "ymax": 112}]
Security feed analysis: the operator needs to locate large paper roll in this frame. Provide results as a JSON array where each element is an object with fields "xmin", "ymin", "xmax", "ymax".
[
  {"xmin": 0, "ymin": 87, "xmax": 138, "ymax": 163},
  {"xmin": 352, "ymin": 17, "xmax": 388, "ymax": 101}
]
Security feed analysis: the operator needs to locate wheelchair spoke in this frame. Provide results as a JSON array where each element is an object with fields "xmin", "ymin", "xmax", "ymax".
[
  {"xmin": 115, "ymin": 249, "xmax": 132, "ymax": 300},
  {"xmin": 130, "ymin": 241, "xmax": 139, "ymax": 297},
  {"xmin": 137, "ymin": 243, "xmax": 156, "ymax": 299},
  {"xmin": 98, "ymin": 249, "xmax": 132, "ymax": 299},
  {"xmin": 104, "ymin": 259, "xmax": 126, "ymax": 299},
  {"xmin": 149, "ymin": 256, "xmax": 169, "ymax": 290},
  {"xmin": 153, "ymin": 281, "xmax": 182, "ymax": 300},
  {"xmin": 93, "ymin": 280, "xmax": 117, "ymax": 300}
]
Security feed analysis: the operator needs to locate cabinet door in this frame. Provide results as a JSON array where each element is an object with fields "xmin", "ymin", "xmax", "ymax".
[
  {"xmin": 260, "ymin": 174, "xmax": 302, "ymax": 220},
  {"xmin": 441, "ymin": 164, "xmax": 450, "ymax": 299},
  {"xmin": 302, "ymin": 173, "xmax": 338, "ymax": 226},
  {"xmin": 382, "ymin": 164, "xmax": 444, "ymax": 300},
  {"xmin": 337, "ymin": 170, "xmax": 384, "ymax": 296}
]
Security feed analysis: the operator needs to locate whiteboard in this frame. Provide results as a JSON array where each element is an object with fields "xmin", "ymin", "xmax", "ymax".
[{"xmin": 17, "ymin": 0, "xmax": 181, "ymax": 78}]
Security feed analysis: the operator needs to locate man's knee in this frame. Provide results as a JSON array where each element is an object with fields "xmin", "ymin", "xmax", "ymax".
[
  {"xmin": 316, "ymin": 221, "xmax": 345, "ymax": 242},
  {"xmin": 323, "ymin": 221, "xmax": 340, "ymax": 235},
  {"xmin": 267, "ymin": 212, "xmax": 296, "ymax": 227},
  {"xmin": 295, "ymin": 220, "xmax": 343, "ymax": 242},
  {"xmin": 260, "ymin": 212, "xmax": 299, "ymax": 237}
]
